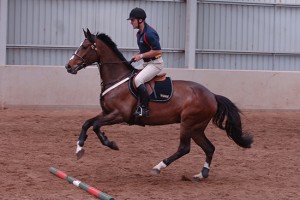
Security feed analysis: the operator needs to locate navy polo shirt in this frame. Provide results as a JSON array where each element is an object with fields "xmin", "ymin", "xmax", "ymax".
[{"xmin": 136, "ymin": 23, "xmax": 161, "ymax": 54}]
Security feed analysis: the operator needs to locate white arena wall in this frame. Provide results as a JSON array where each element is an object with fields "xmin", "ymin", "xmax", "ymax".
[{"xmin": 0, "ymin": 65, "xmax": 299, "ymax": 110}]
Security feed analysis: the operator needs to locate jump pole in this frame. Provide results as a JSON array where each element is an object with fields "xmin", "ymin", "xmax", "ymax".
[{"xmin": 49, "ymin": 167, "xmax": 114, "ymax": 200}]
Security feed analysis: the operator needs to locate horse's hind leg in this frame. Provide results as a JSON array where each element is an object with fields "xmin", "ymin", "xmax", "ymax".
[
  {"xmin": 191, "ymin": 131, "xmax": 215, "ymax": 181},
  {"xmin": 151, "ymin": 129, "xmax": 192, "ymax": 175}
]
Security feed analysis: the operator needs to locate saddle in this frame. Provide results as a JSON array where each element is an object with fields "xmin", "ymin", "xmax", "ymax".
[{"xmin": 129, "ymin": 73, "xmax": 173, "ymax": 102}]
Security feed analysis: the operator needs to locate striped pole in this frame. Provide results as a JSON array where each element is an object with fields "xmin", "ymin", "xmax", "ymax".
[{"xmin": 49, "ymin": 167, "xmax": 114, "ymax": 200}]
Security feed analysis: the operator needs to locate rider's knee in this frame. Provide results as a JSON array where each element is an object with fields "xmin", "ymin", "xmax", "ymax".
[{"xmin": 134, "ymin": 77, "xmax": 144, "ymax": 87}]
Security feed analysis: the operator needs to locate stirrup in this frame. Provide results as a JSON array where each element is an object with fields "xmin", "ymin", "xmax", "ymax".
[{"xmin": 134, "ymin": 106, "xmax": 149, "ymax": 117}]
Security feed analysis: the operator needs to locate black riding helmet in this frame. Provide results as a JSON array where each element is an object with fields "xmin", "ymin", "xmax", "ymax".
[{"xmin": 127, "ymin": 7, "xmax": 147, "ymax": 21}]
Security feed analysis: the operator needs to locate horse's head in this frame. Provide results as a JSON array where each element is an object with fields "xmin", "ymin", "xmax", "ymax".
[{"xmin": 65, "ymin": 29, "xmax": 99, "ymax": 74}]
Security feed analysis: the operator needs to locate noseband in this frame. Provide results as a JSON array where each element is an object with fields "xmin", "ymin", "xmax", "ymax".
[{"xmin": 72, "ymin": 53, "xmax": 87, "ymax": 69}]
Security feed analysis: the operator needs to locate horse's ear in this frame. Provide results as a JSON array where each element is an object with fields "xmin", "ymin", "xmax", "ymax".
[
  {"xmin": 83, "ymin": 28, "xmax": 87, "ymax": 38},
  {"xmin": 87, "ymin": 28, "xmax": 91, "ymax": 35},
  {"xmin": 85, "ymin": 28, "xmax": 94, "ymax": 43}
]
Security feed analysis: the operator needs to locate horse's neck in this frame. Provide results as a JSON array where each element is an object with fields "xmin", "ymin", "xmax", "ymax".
[
  {"xmin": 97, "ymin": 41, "xmax": 132, "ymax": 85},
  {"xmin": 99, "ymin": 62, "xmax": 131, "ymax": 84}
]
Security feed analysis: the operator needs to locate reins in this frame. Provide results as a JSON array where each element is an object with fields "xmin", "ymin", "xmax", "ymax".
[{"xmin": 99, "ymin": 58, "xmax": 135, "ymax": 66}]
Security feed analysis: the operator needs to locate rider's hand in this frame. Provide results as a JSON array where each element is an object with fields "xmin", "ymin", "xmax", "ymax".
[
  {"xmin": 129, "ymin": 58, "xmax": 135, "ymax": 63},
  {"xmin": 132, "ymin": 54, "xmax": 143, "ymax": 62}
]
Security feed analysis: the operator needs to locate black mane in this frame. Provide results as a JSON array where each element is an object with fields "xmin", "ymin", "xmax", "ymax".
[{"xmin": 96, "ymin": 33, "xmax": 135, "ymax": 70}]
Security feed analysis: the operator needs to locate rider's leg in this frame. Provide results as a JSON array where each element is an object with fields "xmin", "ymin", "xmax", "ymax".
[
  {"xmin": 134, "ymin": 62, "xmax": 162, "ymax": 117},
  {"xmin": 135, "ymin": 84, "xmax": 149, "ymax": 116}
]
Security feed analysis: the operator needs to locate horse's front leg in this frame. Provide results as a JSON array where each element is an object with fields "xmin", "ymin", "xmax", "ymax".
[
  {"xmin": 92, "ymin": 111, "xmax": 125, "ymax": 150},
  {"xmin": 76, "ymin": 110, "xmax": 126, "ymax": 159},
  {"xmin": 92, "ymin": 121, "xmax": 119, "ymax": 151},
  {"xmin": 76, "ymin": 115, "xmax": 99, "ymax": 159}
]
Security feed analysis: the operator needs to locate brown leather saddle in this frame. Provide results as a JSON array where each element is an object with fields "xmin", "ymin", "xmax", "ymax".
[{"xmin": 129, "ymin": 73, "xmax": 173, "ymax": 102}]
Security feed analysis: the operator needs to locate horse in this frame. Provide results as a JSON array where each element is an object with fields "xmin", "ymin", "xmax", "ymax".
[{"xmin": 65, "ymin": 29, "xmax": 253, "ymax": 181}]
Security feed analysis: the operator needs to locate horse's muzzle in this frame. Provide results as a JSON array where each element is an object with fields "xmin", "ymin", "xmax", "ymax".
[{"xmin": 65, "ymin": 64, "xmax": 78, "ymax": 74}]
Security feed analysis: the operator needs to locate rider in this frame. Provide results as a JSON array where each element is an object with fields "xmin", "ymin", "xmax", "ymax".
[{"xmin": 127, "ymin": 7, "xmax": 164, "ymax": 117}]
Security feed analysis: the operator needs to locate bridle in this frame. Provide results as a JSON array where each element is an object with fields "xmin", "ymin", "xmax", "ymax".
[
  {"xmin": 72, "ymin": 53, "xmax": 87, "ymax": 70},
  {"xmin": 72, "ymin": 41, "xmax": 134, "ymax": 71},
  {"xmin": 71, "ymin": 41, "xmax": 99, "ymax": 72},
  {"xmin": 68, "ymin": 38, "xmax": 138, "ymax": 96}
]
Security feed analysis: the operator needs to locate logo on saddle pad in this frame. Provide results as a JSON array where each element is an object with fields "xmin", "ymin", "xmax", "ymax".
[{"xmin": 129, "ymin": 74, "xmax": 173, "ymax": 102}]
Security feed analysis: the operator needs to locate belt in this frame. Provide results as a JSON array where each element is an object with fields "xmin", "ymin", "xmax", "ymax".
[{"xmin": 143, "ymin": 55, "xmax": 161, "ymax": 62}]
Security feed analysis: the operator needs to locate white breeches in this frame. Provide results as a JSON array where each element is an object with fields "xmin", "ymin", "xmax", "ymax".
[{"xmin": 134, "ymin": 57, "xmax": 164, "ymax": 87}]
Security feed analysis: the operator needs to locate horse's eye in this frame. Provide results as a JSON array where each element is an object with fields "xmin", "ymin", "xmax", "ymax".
[{"xmin": 82, "ymin": 45, "xmax": 88, "ymax": 50}]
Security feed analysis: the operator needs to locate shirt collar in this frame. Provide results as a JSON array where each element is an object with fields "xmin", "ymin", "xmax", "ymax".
[{"xmin": 138, "ymin": 22, "xmax": 148, "ymax": 35}]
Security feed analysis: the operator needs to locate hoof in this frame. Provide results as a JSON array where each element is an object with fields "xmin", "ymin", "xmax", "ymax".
[
  {"xmin": 150, "ymin": 168, "xmax": 160, "ymax": 175},
  {"xmin": 110, "ymin": 141, "xmax": 119, "ymax": 150},
  {"xmin": 76, "ymin": 149, "xmax": 85, "ymax": 160},
  {"xmin": 192, "ymin": 172, "xmax": 207, "ymax": 182},
  {"xmin": 201, "ymin": 167, "xmax": 209, "ymax": 178},
  {"xmin": 192, "ymin": 176, "xmax": 203, "ymax": 182}
]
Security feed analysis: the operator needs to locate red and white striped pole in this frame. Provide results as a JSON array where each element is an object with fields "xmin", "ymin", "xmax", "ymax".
[{"xmin": 49, "ymin": 167, "xmax": 114, "ymax": 200}]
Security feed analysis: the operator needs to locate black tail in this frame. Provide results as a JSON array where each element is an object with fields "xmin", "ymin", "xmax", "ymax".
[{"xmin": 212, "ymin": 95, "xmax": 253, "ymax": 148}]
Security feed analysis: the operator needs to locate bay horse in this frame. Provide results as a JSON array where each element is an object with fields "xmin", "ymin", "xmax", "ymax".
[{"xmin": 65, "ymin": 29, "xmax": 253, "ymax": 181}]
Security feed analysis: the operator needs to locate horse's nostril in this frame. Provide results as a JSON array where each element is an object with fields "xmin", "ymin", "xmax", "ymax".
[{"xmin": 65, "ymin": 64, "xmax": 71, "ymax": 70}]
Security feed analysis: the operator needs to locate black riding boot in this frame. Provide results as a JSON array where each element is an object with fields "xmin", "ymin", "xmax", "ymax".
[{"xmin": 135, "ymin": 84, "xmax": 149, "ymax": 117}]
